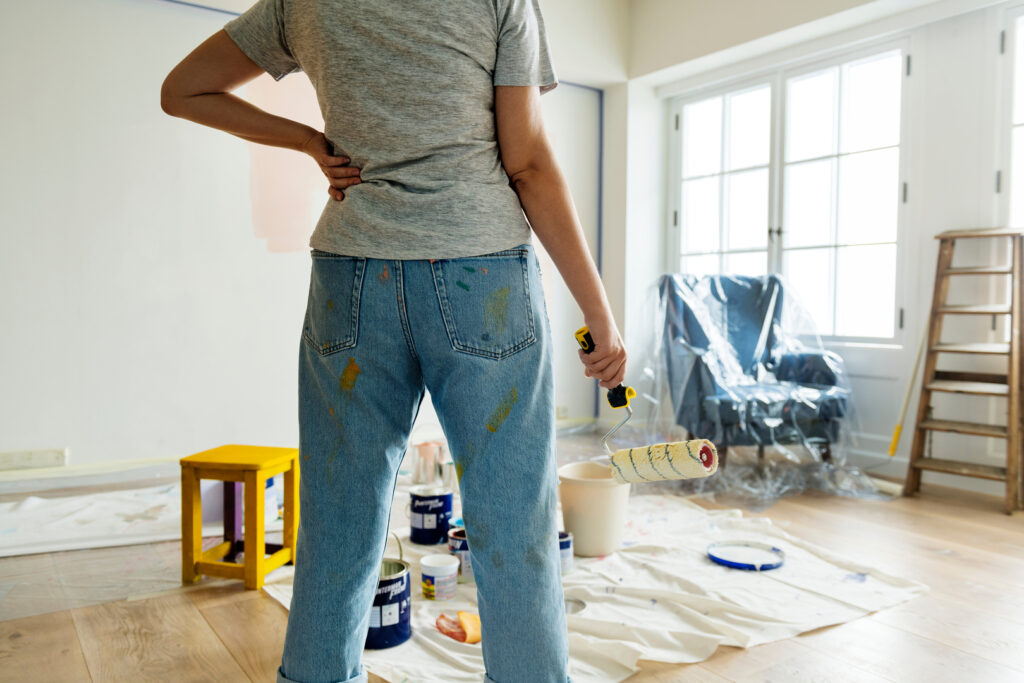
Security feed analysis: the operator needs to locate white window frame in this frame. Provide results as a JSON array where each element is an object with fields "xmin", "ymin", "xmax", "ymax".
[
  {"xmin": 999, "ymin": 2, "xmax": 1024, "ymax": 228},
  {"xmin": 668, "ymin": 75, "xmax": 777, "ymax": 280},
  {"xmin": 667, "ymin": 35, "xmax": 912, "ymax": 348}
]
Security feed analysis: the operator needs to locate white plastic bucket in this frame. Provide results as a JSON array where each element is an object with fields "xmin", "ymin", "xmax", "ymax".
[{"xmin": 557, "ymin": 461, "xmax": 630, "ymax": 557}]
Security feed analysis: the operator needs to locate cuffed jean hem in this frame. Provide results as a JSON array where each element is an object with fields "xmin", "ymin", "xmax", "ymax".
[{"xmin": 278, "ymin": 666, "xmax": 367, "ymax": 683}]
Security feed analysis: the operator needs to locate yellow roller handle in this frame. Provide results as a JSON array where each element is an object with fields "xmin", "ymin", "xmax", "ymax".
[{"xmin": 888, "ymin": 425, "xmax": 902, "ymax": 457}]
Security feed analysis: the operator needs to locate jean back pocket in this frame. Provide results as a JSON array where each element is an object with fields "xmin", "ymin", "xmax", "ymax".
[
  {"xmin": 431, "ymin": 247, "xmax": 536, "ymax": 359},
  {"xmin": 303, "ymin": 250, "xmax": 366, "ymax": 355}
]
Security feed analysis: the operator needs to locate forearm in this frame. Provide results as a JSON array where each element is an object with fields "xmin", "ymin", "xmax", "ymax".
[
  {"xmin": 511, "ymin": 163, "xmax": 612, "ymax": 323},
  {"xmin": 163, "ymin": 91, "xmax": 316, "ymax": 152}
]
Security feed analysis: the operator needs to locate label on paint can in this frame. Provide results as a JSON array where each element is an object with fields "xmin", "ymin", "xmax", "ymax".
[
  {"xmin": 409, "ymin": 486, "xmax": 453, "ymax": 545},
  {"xmin": 559, "ymin": 531, "xmax": 573, "ymax": 574},
  {"xmin": 422, "ymin": 572, "xmax": 457, "ymax": 600}
]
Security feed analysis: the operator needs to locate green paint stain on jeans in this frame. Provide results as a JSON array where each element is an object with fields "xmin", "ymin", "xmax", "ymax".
[
  {"xmin": 486, "ymin": 385, "xmax": 518, "ymax": 432},
  {"xmin": 484, "ymin": 286, "xmax": 510, "ymax": 336},
  {"xmin": 456, "ymin": 280, "xmax": 470, "ymax": 291}
]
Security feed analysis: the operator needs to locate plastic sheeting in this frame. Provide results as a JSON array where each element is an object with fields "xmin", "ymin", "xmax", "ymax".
[{"xmin": 613, "ymin": 273, "xmax": 891, "ymax": 510}]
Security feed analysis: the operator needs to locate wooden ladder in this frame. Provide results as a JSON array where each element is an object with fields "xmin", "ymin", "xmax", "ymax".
[{"xmin": 904, "ymin": 227, "xmax": 1024, "ymax": 514}]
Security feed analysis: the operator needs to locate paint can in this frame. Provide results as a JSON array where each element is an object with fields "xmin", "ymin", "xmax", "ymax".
[
  {"xmin": 447, "ymin": 527, "xmax": 474, "ymax": 584},
  {"xmin": 408, "ymin": 485, "xmax": 453, "ymax": 545},
  {"xmin": 559, "ymin": 531, "xmax": 574, "ymax": 574},
  {"xmin": 365, "ymin": 533, "xmax": 412, "ymax": 650},
  {"xmin": 421, "ymin": 553, "xmax": 459, "ymax": 600}
]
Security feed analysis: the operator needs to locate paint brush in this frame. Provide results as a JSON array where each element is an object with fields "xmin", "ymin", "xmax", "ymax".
[{"xmin": 575, "ymin": 326, "xmax": 719, "ymax": 484}]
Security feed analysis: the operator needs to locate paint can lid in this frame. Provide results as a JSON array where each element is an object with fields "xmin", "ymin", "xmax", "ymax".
[
  {"xmin": 706, "ymin": 541, "xmax": 785, "ymax": 571},
  {"xmin": 421, "ymin": 554, "xmax": 460, "ymax": 572}
]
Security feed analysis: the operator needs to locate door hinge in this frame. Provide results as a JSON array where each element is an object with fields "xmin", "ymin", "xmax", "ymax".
[
  {"xmin": 1001, "ymin": 30, "xmax": 1006, "ymax": 55},
  {"xmin": 675, "ymin": 114, "xmax": 680, "ymax": 131},
  {"xmin": 899, "ymin": 308, "xmax": 905, "ymax": 330},
  {"xmin": 673, "ymin": 210, "xmax": 678, "ymax": 227},
  {"xmin": 905, "ymin": 54, "xmax": 912, "ymax": 76},
  {"xmin": 902, "ymin": 182, "xmax": 908, "ymax": 203},
  {"xmin": 996, "ymin": 170, "xmax": 1003, "ymax": 193}
]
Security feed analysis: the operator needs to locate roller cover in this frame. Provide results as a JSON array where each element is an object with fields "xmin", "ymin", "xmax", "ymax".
[{"xmin": 609, "ymin": 439, "xmax": 718, "ymax": 484}]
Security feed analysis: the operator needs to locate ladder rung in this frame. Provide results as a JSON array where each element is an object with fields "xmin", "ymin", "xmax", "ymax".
[
  {"xmin": 937, "ymin": 227, "xmax": 1024, "ymax": 239},
  {"xmin": 920, "ymin": 419, "xmax": 1008, "ymax": 438},
  {"xmin": 931, "ymin": 342, "xmax": 1011, "ymax": 355},
  {"xmin": 933, "ymin": 370, "xmax": 1008, "ymax": 384},
  {"xmin": 943, "ymin": 266, "xmax": 1013, "ymax": 276},
  {"xmin": 936, "ymin": 304, "xmax": 1011, "ymax": 315},
  {"xmin": 926, "ymin": 380, "xmax": 1009, "ymax": 396},
  {"xmin": 911, "ymin": 457, "xmax": 1007, "ymax": 481}
]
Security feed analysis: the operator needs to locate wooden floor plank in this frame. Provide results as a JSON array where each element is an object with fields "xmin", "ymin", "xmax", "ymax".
[
  {"xmin": 786, "ymin": 489, "xmax": 1024, "ymax": 553},
  {"xmin": 725, "ymin": 498, "xmax": 1024, "ymax": 626},
  {"xmin": 6, "ymin": 485, "xmax": 1024, "ymax": 682},
  {"xmin": 872, "ymin": 593, "xmax": 1024, "ymax": 673},
  {"xmin": 781, "ymin": 496, "xmax": 1024, "ymax": 573},
  {"xmin": 797, "ymin": 614, "xmax": 1024, "ymax": 683},
  {"xmin": 70, "ymin": 593, "xmax": 248, "ymax": 682},
  {"xmin": 0, "ymin": 610, "xmax": 91, "ymax": 683},
  {"xmin": 193, "ymin": 589, "xmax": 287, "ymax": 683},
  {"xmin": 628, "ymin": 660, "xmax": 730, "ymax": 681}
]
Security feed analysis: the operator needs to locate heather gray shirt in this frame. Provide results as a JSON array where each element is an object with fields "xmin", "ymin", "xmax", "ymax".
[{"xmin": 224, "ymin": 0, "xmax": 558, "ymax": 259}]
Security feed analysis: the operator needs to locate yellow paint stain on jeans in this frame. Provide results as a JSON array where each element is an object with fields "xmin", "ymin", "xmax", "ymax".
[
  {"xmin": 484, "ymin": 286, "xmax": 510, "ymax": 336},
  {"xmin": 486, "ymin": 386, "xmax": 518, "ymax": 432},
  {"xmin": 339, "ymin": 357, "xmax": 360, "ymax": 393}
]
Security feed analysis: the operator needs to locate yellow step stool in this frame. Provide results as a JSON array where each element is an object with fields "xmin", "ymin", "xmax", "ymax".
[{"xmin": 180, "ymin": 445, "xmax": 300, "ymax": 589}]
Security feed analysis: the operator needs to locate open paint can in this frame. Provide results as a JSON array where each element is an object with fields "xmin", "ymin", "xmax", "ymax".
[
  {"xmin": 447, "ymin": 527, "xmax": 474, "ymax": 584},
  {"xmin": 365, "ymin": 534, "xmax": 411, "ymax": 649},
  {"xmin": 409, "ymin": 486, "xmax": 453, "ymax": 545}
]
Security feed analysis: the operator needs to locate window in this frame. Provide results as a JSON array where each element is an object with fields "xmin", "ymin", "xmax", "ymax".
[
  {"xmin": 783, "ymin": 50, "xmax": 903, "ymax": 338},
  {"xmin": 671, "ymin": 46, "xmax": 906, "ymax": 341},
  {"xmin": 678, "ymin": 84, "xmax": 772, "ymax": 277},
  {"xmin": 1009, "ymin": 14, "xmax": 1024, "ymax": 225}
]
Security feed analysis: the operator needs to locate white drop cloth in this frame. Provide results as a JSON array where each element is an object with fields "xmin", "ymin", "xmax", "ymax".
[
  {"xmin": 0, "ymin": 483, "xmax": 282, "ymax": 557},
  {"xmin": 262, "ymin": 480, "xmax": 927, "ymax": 682}
]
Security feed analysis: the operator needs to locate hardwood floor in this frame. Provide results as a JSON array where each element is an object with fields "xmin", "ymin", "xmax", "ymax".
[{"xmin": 2, "ymin": 484, "xmax": 1021, "ymax": 682}]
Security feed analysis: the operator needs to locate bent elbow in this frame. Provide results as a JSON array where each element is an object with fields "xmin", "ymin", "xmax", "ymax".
[
  {"xmin": 160, "ymin": 77, "xmax": 184, "ymax": 116},
  {"xmin": 506, "ymin": 161, "xmax": 551, "ymax": 197}
]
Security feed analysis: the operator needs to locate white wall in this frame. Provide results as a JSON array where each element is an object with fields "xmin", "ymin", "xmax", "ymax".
[
  {"xmin": 629, "ymin": 0, "xmax": 879, "ymax": 77},
  {"xmin": 0, "ymin": 0, "xmax": 625, "ymax": 467},
  {"xmin": 539, "ymin": 0, "xmax": 630, "ymax": 87}
]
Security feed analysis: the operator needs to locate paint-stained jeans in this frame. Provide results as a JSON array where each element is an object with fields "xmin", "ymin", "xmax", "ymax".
[{"xmin": 278, "ymin": 244, "xmax": 571, "ymax": 683}]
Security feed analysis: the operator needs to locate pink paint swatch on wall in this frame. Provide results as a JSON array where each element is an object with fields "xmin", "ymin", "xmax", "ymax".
[{"xmin": 246, "ymin": 74, "xmax": 325, "ymax": 253}]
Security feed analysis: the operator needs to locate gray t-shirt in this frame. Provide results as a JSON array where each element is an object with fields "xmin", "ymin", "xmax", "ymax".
[{"xmin": 224, "ymin": 0, "xmax": 558, "ymax": 259}]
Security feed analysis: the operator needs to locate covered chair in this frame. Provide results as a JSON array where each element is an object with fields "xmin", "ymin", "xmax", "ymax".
[{"xmin": 659, "ymin": 274, "xmax": 850, "ymax": 463}]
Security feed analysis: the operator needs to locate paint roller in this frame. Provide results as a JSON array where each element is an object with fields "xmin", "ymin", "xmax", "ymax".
[{"xmin": 575, "ymin": 326, "xmax": 719, "ymax": 484}]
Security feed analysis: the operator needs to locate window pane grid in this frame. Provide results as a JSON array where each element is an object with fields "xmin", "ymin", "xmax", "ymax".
[
  {"xmin": 674, "ymin": 49, "xmax": 903, "ymax": 338},
  {"xmin": 780, "ymin": 49, "xmax": 901, "ymax": 339}
]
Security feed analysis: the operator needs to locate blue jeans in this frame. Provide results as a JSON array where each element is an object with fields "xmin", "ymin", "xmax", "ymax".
[{"xmin": 278, "ymin": 244, "xmax": 570, "ymax": 683}]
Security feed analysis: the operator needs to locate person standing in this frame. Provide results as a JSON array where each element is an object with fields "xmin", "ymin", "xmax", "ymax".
[{"xmin": 161, "ymin": 2, "xmax": 627, "ymax": 681}]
